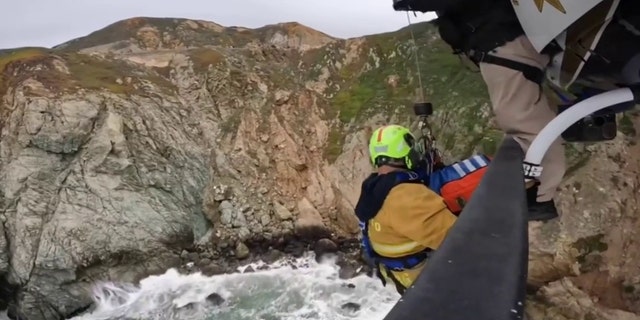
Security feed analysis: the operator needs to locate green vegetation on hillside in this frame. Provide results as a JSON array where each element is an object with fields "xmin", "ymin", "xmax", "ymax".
[
  {"xmin": 0, "ymin": 47, "xmax": 68, "ymax": 97},
  {"xmin": 573, "ymin": 233, "xmax": 608, "ymax": 272},
  {"xmin": 0, "ymin": 47, "xmax": 175, "ymax": 97},
  {"xmin": 55, "ymin": 17, "xmax": 148, "ymax": 50},
  {"xmin": 0, "ymin": 47, "xmax": 49, "ymax": 72},
  {"xmin": 54, "ymin": 17, "xmax": 261, "ymax": 52},
  {"xmin": 319, "ymin": 22, "xmax": 494, "ymax": 161},
  {"xmin": 64, "ymin": 53, "xmax": 140, "ymax": 94},
  {"xmin": 0, "ymin": 18, "xmax": 516, "ymax": 164},
  {"xmin": 620, "ymin": 113, "xmax": 637, "ymax": 137},
  {"xmin": 187, "ymin": 48, "xmax": 226, "ymax": 70}
]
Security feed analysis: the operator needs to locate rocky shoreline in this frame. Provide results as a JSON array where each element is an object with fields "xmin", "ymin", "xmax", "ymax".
[
  {"xmin": 175, "ymin": 235, "xmax": 370, "ymax": 280},
  {"xmin": 154, "ymin": 235, "xmax": 372, "ymax": 317},
  {"xmin": 0, "ymin": 234, "xmax": 370, "ymax": 319}
]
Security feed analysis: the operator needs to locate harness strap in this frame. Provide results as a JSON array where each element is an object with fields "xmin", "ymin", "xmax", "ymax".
[
  {"xmin": 384, "ymin": 268, "xmax": 408, "ymax": 295},
  {"xmin": 468, "ymin": 50, "xmax": 544, "ymax": 102},
  {"xmin": 468, "ymin": 50, "xmax": 545, "ymax": 85},
  {"xmin": 375, "ymin": 250, "xmax": 432, "ymax": 271},
  {"xmin": 375, "ymin": 266, "xmax": 388, "ymax": 287},
  {"xmin": 376, "ymin": 251, "xmax": 432, "ymax": 295},
  {"xmin": 360, "ymin": 222, "xmax": 432, "ymax": 271}
]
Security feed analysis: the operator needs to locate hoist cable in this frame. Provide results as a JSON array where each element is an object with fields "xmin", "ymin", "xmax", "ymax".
[
  {"xmin": 404, "ymin": 11, "xmax": 443, "ymax": 169},
  {"xmin": 405, "ymin": 11, "xmax": 425, "ymax": 101}
]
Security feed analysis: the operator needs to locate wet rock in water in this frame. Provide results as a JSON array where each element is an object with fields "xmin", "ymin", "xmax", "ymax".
[
  {"xmin": 206, "ymin": 293, "xmax": 225, "ymax": 306},
  {"xmin": 283, "ymin": 241, "xmax": 305, "ymax": 257},
  {"xmin": 341, "ymin": 283, "xmax": 356, "ymax": 289},
  {"xmin": 200, "ymin": 250, "xmax": 213, "ymax": 260},
  {"xmin": 235, "ymin": 241, "xmax": 250, "ymax": 259},
  {"xmin": 313, "ymin": 238, "xmax": 338, "ymax": 261},
  {"xmin": 201, "ymin": 264, "xmax": 225, "ymax": 276},
  {"xmin": 339, "ymin": 264, "xmax": 358, "ymax": 280},
  {"xmin": 197, "ymin": 258, "xmax": 212, "ymax": 267},
  {"xmin": 263, "ymin": 249, "xmax": 284, "ymax": 263},
  {"xmin": 341, "ymin": 302, "xmax": 361, "ymax": 312},
  {"xmin": 186, "ymin": 252, "xmax": 199, "ymax": 262},
  {"xmin": 336, "ymin": 255, "xmax": 361, "ymax": 279},
  {"xmin": 243, "ymin": 266, "xmax": 255, "ymax": 273},
  {"xmin": 179, "ymin": 302, "xmax": 197, "ymax": 310},
  {"xmin": 294, "ymin": 224, "xmax": 332, "ymax": 242}
]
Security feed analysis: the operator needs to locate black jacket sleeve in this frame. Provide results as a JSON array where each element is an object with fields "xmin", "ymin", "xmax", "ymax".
[{"xmin": 392, "ymin": 0, "xmax": 468, "ymax": 13}]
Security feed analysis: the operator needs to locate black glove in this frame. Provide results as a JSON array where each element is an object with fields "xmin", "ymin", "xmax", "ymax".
[
  {"xmin": 393, "ymin": 0, "xmax": 418, "ymax": 11},
  {"xmin": 393, "ymin": 0, "xmax": 434, "ymax": 12},
  {"xmin": 393, "ymin": 0, "xmax": 467, "ymax": 13}
]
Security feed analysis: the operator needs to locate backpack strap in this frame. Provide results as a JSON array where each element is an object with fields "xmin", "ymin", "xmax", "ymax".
[{"xmin": 430, "ymin": 155, "xmax": 490, "ymax": 193}]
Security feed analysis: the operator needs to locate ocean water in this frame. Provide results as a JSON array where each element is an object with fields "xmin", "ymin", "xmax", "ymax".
[{"xmin": 62, "ymin": 252, "xmax": 401, "ymax": 320}]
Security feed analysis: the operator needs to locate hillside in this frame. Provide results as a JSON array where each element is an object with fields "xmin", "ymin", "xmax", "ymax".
[{"xmin": 0, "ymin": 16, "xmax": 639, "ymax": 320}]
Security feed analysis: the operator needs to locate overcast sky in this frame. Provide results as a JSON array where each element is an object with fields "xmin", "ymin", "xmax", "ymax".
[{"xmin": 0, "ymin": 0, "xmax": 437, "ymax": 50}]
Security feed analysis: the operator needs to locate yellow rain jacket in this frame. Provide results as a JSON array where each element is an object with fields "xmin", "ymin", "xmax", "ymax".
[{"xmin": 354, "ymin": 171, "xmax": 457, "ymax": 293}]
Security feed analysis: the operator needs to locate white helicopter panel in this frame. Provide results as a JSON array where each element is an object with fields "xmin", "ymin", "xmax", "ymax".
[{"xmin": 511, "ymin": 0, "xmax": 603, "ymax": 52}]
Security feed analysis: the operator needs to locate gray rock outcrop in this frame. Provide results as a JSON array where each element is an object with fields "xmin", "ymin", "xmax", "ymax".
[{"xmin": 0, "ymin": 90, "xmax": 212, "ymax": 318}]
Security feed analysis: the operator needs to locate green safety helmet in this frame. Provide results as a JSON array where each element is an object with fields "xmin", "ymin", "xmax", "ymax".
[{"xmin": 368, "ymin": 124, "xmax": 421, "ymax": 170}]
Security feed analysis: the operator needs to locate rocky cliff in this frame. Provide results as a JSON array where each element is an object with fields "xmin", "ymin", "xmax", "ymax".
[{"xmin": 0, "ymin": 16, "xmax": 639, "ymax": 320}]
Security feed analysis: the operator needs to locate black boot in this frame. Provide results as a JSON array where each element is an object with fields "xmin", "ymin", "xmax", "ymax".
[{"xmin": 526, "ymin": 184, "xmax": 559, "ymax": 221}]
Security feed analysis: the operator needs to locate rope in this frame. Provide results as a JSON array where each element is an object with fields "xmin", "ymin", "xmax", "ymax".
[{"xmin": 405, "ymin": 11, "xmax": 425, "ymax": 101}]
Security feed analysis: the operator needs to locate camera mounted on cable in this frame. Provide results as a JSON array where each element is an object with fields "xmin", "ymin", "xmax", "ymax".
[
  {"xmin": 411, "ymin": 101, "xmax": 443, "ymax": 173},
  {"xmin": 414, "ymin": 101, "xmax": 433, "ymax": 117}
]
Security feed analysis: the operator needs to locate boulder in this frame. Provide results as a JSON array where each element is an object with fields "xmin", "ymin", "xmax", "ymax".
[{"xmin": 294, "ymin": 197, "xmax": 331, "ymax": 240}]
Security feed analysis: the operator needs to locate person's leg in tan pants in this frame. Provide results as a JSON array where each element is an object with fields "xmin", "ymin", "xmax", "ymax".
[{"xmin": 479, "ymin": 34, "xmax": 566, "ymax": 220}]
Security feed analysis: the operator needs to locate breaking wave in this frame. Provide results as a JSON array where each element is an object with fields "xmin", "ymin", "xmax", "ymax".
[{"xmin": 68, "ymin": 253, "xmax": 401, "ymax": 320}]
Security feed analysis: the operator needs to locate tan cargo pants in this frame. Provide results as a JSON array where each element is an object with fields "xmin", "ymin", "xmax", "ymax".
[{"xmin": 479, "ymin": 35, "xmax": 566, "ymax": 202}]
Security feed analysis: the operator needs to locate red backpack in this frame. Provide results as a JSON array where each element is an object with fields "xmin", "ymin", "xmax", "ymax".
[{"xmin": 429, "ymin": 154, "xmax": 491, "ymax": 215}]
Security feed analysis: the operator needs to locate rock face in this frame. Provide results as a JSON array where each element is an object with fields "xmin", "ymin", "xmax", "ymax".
[
  {"xmin": 0, "ymin": 83, "xmax": 209, "ymax": 318},
  {"xmin": 524, "ymin": 131, "xmax": 640, "ymax": 320},
  {"xmin": 0, "ymin": 15, "xmax": 638, "ymax": 320}
]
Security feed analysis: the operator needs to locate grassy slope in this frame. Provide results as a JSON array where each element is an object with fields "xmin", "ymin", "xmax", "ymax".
[
  {"xmin": 54, "ymin": 17, "xmax": 248, "ymax": 51},
  {"xmin": 312, "ymin": 22, "xmax": 498, "ymax": 162},
  {"xmin": 0, "ymin": 48, "xmax": 175, "ymax": 96}
]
